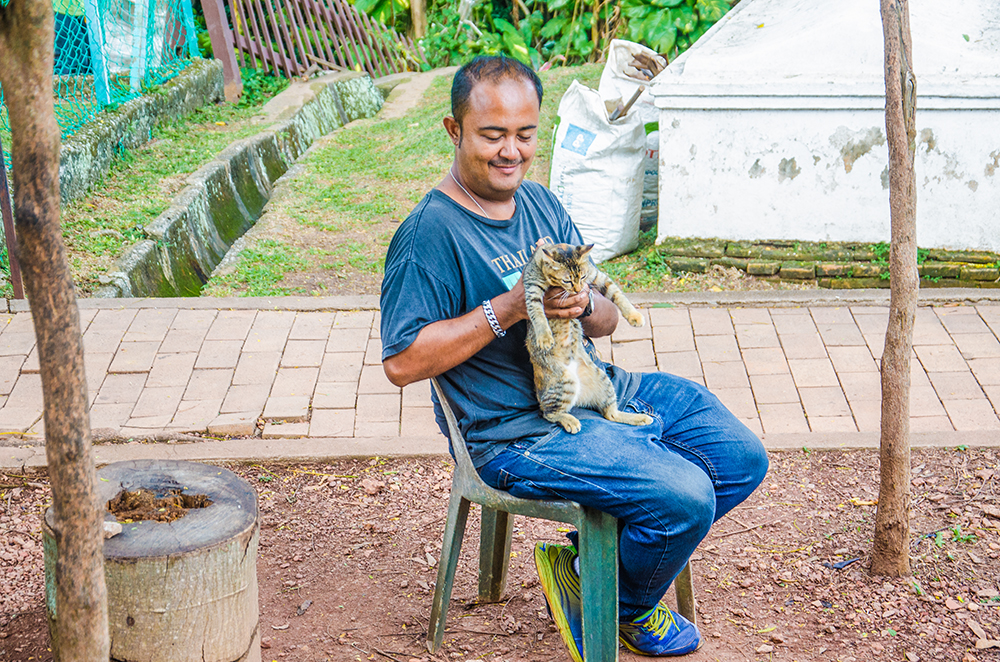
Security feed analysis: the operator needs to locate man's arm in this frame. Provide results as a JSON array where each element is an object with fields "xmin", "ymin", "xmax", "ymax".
[{"xmin": 383, "ymin": 280, "xmax": 612, "ymax": 387}]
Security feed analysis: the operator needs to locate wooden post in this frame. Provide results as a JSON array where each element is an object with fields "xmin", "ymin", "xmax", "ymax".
[
  {"xmin": 872, "ymin": 0, "xmax": 917, "ymax": 577},
  {"xmin": 0, "ymin": 139, "xmax": 23, "ymax": 299},
  {"xmin": 410, "ymin": 0, "xmax": 426, "ymax": 39},
  {"xmin": 0, "ymin": 0, "xmax": 110, "ymax": 659},
  {"xmin": 202, "ymin": 0, "xmax": 244, "ymax": 101}
]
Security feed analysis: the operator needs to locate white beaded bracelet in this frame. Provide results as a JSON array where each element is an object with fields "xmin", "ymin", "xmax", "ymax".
[{"xmin": 482, "ymin": 300, "xmax": 505, "ymax": 338}]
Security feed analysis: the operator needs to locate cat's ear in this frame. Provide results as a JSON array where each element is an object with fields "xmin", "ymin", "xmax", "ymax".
[{"xmin": 578, "ymin": 244, "xmax": 595, "ymax": 257}]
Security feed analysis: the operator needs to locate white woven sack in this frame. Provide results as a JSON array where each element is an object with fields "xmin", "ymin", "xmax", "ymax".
[{"xmin": 550, "ymin": 80, "xmax": 645, "ymax": 263}]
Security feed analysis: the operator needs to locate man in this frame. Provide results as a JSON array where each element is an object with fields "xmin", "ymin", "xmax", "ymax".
[{"xmin": 380, "ymin": 55, "xmax": 767, "ymax": 660}]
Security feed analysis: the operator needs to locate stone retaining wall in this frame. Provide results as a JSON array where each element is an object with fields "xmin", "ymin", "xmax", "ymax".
[
  {"xmin": 94, "ymin": 73, "xmax": 384, "ymax": 298},
  {"xmin": 655, "ymin": 237, "xmax": 1000, "ymax": 289}
]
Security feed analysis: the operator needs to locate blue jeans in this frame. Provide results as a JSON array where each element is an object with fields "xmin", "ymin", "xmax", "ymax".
[{"xmin": 477, "ymin": 371, "xmax": 768, "ymax": 619}]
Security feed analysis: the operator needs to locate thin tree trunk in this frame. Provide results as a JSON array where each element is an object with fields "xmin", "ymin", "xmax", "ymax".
[
  {"xmin": 0, "ymin": 0, "xmax": 109, "ymax": 657},
  {"xmin": 410, "ymin": 0, "xmax": 426, "ymax": 39},
  {"xmin": 872, "ymin": 0, "xmax": 917, "ymax": 577}
]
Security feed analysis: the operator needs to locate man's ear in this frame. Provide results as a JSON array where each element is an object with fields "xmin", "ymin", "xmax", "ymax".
[{"xmin": 443, "ymin": 116, "xmax": 462, "ymax": 148}]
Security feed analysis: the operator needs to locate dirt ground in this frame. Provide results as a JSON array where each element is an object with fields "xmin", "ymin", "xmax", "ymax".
[{"xmin": 2, "ymin": 447, "xmax": 999, "ymax": 662}]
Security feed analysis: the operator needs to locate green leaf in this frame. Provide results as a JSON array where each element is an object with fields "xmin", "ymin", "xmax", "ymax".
[
  {"xmin": 540, "ymin": 16, "xmax": 569, "ymax": 39},
  {"xmin": 673, "ymin": 4, "xmax": 697, "ymax": 33},
  {"xmin": 546, "ymin": 0, "xmax": 572, "ymax": 12},
  {"xmin": 651, "ymin": 0, "xmax": 683, "ymax": 7}
]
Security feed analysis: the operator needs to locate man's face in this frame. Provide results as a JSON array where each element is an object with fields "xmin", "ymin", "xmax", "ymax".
[{"xmin": 445, "ymin": 77, "xmax": 540, "ymax": 203}]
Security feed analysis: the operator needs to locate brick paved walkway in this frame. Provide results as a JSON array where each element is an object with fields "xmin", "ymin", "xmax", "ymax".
[{"xmin": 1, "ymin": 296, "xmax": 999, "ymax": 459}]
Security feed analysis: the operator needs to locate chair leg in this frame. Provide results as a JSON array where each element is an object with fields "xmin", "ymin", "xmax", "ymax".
[
  {"xmin": 577, "ymin": 507, "xmax": 619, "ymax": 662},
  {"xmin": 426, "ymin": 492, "xmax": 471, "ymax": 653},
  {"xmin": 478, "ymin": 507, "xmax": 512, "ymax": 603},
  {"xmin": 674, "ymin": 561, "xmax": 697, "ymax": 627}
]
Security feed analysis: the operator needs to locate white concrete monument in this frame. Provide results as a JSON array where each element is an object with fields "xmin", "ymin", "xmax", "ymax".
[{"xmin": 650, "ymin": 0, "xmax": 1000, "ymax": 251}]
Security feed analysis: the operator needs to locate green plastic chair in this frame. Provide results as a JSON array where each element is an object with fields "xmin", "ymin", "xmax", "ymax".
[{"xmin": 426, "ymin": 377, "xmax": 697, "ymax": 661}]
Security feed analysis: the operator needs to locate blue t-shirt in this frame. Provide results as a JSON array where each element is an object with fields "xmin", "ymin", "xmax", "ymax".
[{"xmin": 380, "ymin": 180, "xmax": 640, "ymax": 467}]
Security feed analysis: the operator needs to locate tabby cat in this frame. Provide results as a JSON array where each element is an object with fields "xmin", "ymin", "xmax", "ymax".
[{"xmin": 523, "ymin": 242, "xmax": 654, "ymax": 434}]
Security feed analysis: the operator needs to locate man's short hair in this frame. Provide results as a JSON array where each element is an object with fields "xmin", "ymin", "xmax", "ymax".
[{"xmin": 451, "ymin": 56, "xmax": 543, "ymax": 126}]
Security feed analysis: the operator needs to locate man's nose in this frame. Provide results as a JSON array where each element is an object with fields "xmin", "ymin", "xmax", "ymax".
[{"xmin": 499, "ymin": 136, "xmax": 518, "ymax": 159}]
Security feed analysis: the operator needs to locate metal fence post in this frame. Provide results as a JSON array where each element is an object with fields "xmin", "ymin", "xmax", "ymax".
[
  {"xmin": 82, "ymin": 0, "xmax": 111, "ymax": 106},
  {"xmin": 179, "ymin": 0, "xmax": 200, "ymax": 58},
  {"xmin": 130, "ymin": 0, "xmax": 151, "ymax": 91}
]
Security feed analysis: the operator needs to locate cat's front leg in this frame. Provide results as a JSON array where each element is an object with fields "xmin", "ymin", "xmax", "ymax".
[{"xmin": 525, "ymin": 288, "xmax": 554, "ymax": 350}]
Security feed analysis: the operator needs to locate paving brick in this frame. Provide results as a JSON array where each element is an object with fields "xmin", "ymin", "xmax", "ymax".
[
  {"xmin": 289, "ymin": 312, "xmax": 337, "ymax": 340},
  {"xmin": 232, "ymin": 352, "xmax": 281, "ymax": 385},
  {"xmin": 0, "ymin": 373, "xmax": 43, "ymax": 430},
  {"xmin": 749, "ymin": 373, "xmax": 799, "ymax": 404},
  {"xmin": 313, "ymin": 383, "xmax": 358, "ymax": 409},
  {"xmin": 282, "ymin": 340, "xmax": 326, "ymax": 368},
  {"xmin": 326, "ymin": 327, "xmax": 370, "ymax": 354},
  {"xmin": 319, "ymin": 352, "xmax": 365, "ymax": 383},
  {"xmin": 690, "ymin": 308, "xmax": 734, "ymax": 336},
  {"xmin": 943, "ymin": 399, "xmax": 1000, "ymax": 430},
  {"xmin": 839, "ymin": 372, "xmax": 881, "ymax": 402},
  {"xmin": 263, "ymin": 396, "xmax": 310, "ymax": 421},
  {"xmin": 402, "ymin": 406, "xmax": 441, "ymax": 437},
  {"xmin": 770, "ymin": 313, "xmax": 815, "ymax": 336},
  {"xmin": 976, "ymin": 306, "xmax": 1000, "ymax": 338},
  {"xmin": 88, "ymin": 309, "xmax": 137, "ymax": 336},
  {"xmin": 851, "ymin": 305, "xmax": 889, "ymax": 315},
  {"xmin": 263, "ymin": 421, "xmax": 310, "ymax": 438},
  {"xmin": 402, "ymin": 380, "xmax": 433, "ymax": 408},
  {"xmin": 729, "ymin": 308, "xmax": 772, "ymax": 325},
  {"xmin": 243, "ymin": 324, "xmax": 291, "ymax": 353},
  {"xmin": 914, "ymin": 345, "xmax": 969, "ymax": 373},
  {"xmin": 936, "ymin": 307, "xmax": 990, "ymax": 334},
  {"xmin": 738, "ymin": 416, "xmax": 764, "ymax": 436},
  {"xmin": 911, "ymin": 387, "xmax": 947, "ymax": 417},
  {"xmin": 968, "ymin": 358, "xmax": 1000, "ymax": 386},
  {"xmin": 910, "ymin": 416, "xmax": 954, "ymax": 432},
  {"xmin": 270, "ymin": 367, "xmax": 319, "ymax": 398},
  {"xmin": 713, "ymin": 388, "xmax": 757, "ymax": 419},
  {"xmin": 703, "ymin": 361, "xmax": 749, "ymax": 390},
  {"xmin": 371, "ymin": 312, "xmax": 382, "ymax": 339},
  {"xmin": 928, "ymin": 371, "xmax": 986, "ymax": 400},
  {"xmin": 741, "ymin": 347, "xmax": 789, "ymax": 375},
  {"xmin": 611, "ymin": 311, "xmax": 651, "ymax": 341},
  {"xmin": 734, "ymin": 324, "xmax": 780, "ymax": 349},
  {"xmin": 356, "ymin": 420, "xmax": 400, "ymax": 436},
  {"xmin": 95, "ymin": 373, "xmax": 146, "ymax": 405},
  {"xmin": 364, "ymin": 338, "xmax": 383, "ymax": 366},
  {"xmin": 799, "ymin": 386, "xmax": 851, "ymax": 418},
  {"xmin": 758, "ymin": 403, "xmax": 809, "ymax": 433},
  {"xmin": 647, "ymin": 307, "xmax": 690, "ymax": 327},
  {"xmin": 309, "ymin": 408, "xmax": 356, "ymax": 437},
  {"xmin": 147, "ymin": 353, "xmax": 197, "ymax": 388},
  {"xmin": 655, "ymin": 351, "xmax": 703, "ymax": 378},
  {"xmin": 359, "ymin": 364, "xmax": 400, "ymax": 395},
  {"xmin": 865, "ymin": 334, "xmax": 885, "ymax": 361},
  {"xmin": 809, "ymin": 307, "xmax": 854, "ymax": 325},
  {"xmin": 816, "ymin": 323, "xmax": 866, "ymax": 347},
  {"xmin": 612, "ymin": 340, "xmax": 656, "ymax": 371},
  {"xmin": 849, "ymin": 400, "xmax": 881, "ymax": 432},
  {"xmin": 695, "ymin": 334, "xmax": 740, "ymax": 362},
  {"xmin": 777, "ymin": 333, "xmax": 828, "ymax": 360},
  {"xmin": 205, "ymin": 310, "xmax": 256, "ymax": 341},
  {"xmin": 20, "ymin": 348, "xmax": 38, "ymax": 373},
  {"xmin": 0, "ymin": 355, "xmax": 25, "ymax": 395},
  {"xmin": 124, "ymin": 308, "xmax": 178, "ymax": 342},
  {"xmin": 84, "ymin": 353, "xmax": 114, "ymax": 395},
  {"xmin": 167, "ymin": 399, "xmax": 222, "ymax": 431},
  {"xmin": 195, "ymin": 340, "xmax": 243, "ymax": 369},
  {"xmin": 88, "ymin": 403, "xmax": 134, "ymax": 430},
  {"xmin": 83, "ymin": 331, "xmax": 125, "ymax": 355},
  {"xmin": 208, "ymin": 412, "xmax": 259, "ymax": 436},
  {"xmin": 0, "ymin": 332, "xmax": 35, "ymax": 356},
  {"xmin": 952, "ymin": 333, "xmax": 1000, "ymax": 359},
  {"xmin": 590, "ymin": 335, "xmax": 612, "ymax": 360},
  {"xmin": 131, "ymin": 386, "xmax": 185, "ymax": 419},
  {"xmin": 159, "ymin": 328, "xmax": 210, "ymax": 354},
  {"xmin": 984, "ymin": 384, "xmax": 1000, "ymax": 412},
  {"xmin": 912, "ymin": 317, "xmax": 952, "ymax": 345},
  {"xmin": 853, "ymin": 313, "xmax": 889, "ymax": 339},
  {"xmin": 909, "ymin": 362, "xmax": 934, "ymax": 390},
  {"xmin": 826, "ymin": 346, "xmax": 878, "ymax": 373},
  {"xmin": 123, "ymin": 416, "xmax": 175, "ymax": 431},
  {"xmin": 109, "ymin": 341, "xmax": 160, "ymax": 373},
  {"xmin": 652, "ymin": 327, "xmax": 695, "ymax": 353},
  {"xmin": 357, "ymin": 393, "xmax": 400, "ymax": 423},
  {"xmin": 334, "ymin": 310, "xmax": 376, "ymax": 329},
  {"xmin": 169, "ymin": 309, "xmax": 217, "ymax": 330},
  {"xmin": 788, "ymin": 358, "xmax": 839, "ymax": 387},
  {"xmin": 808, "ymin": 416, "xmax": 858, "ymax": 432},
  {"xmin": 183, "ymin": 369, "xmax": 234, "ymax": 402},
  {"xmin": 221, "ymin": 384, "xmax": 271, "ymax": 414}
]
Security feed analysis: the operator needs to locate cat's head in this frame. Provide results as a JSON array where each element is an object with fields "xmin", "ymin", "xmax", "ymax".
[{"xmin": 535, "ymin": 243, "xmax": 594, "ymax": 293}]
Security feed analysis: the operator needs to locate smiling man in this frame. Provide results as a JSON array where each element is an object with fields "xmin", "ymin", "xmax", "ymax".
[{"xmin": 380, "ymin": 55, "xmax": 767, "ymax": 661}]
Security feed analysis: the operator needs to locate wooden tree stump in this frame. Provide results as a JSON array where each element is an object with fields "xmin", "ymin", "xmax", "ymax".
[{"xmin": 43, "ymin": 460, "xmax": 260, "ymax": 662}]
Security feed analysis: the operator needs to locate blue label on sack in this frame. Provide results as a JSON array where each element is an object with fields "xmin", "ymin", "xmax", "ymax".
[{"xmin": 560, "ymin": 124, "xmax": 596, "ymax": 156}]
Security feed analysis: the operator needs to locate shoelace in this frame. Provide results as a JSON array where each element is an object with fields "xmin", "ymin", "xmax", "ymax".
[{"xmin": 639, "ymin": 605, "xmax": 678, "ymax": 636}]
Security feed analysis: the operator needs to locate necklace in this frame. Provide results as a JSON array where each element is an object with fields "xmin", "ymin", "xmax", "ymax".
[{"xmin": 449, "ymin": 167, "xmax": 516, "ymax": 220}]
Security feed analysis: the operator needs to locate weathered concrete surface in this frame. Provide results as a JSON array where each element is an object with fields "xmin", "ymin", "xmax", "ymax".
[
  {"xmin": 94, "ymin": 72, "xmax": 384, "ymax": 298},
  {"xmin": 59, "ymin": 59, "xmax": 226, "ymax": 204}
]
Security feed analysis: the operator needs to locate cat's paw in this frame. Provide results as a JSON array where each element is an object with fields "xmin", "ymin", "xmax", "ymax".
[
  {"xmin": 559, "ymin": 417, "xmax": 582, "ymax": 434},
  {"xmin": 535, "ymin": 329, "xmax": 555, "ymax": 351},
  {"xmin": 626, "ymin": 311, "xmax": 645, "ymax": 328}
]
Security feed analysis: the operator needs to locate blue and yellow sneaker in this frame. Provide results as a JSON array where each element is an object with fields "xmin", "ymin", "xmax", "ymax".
[
  {"xmin": 619, "ymin": 602, "xmax": 701, "ymax": 656},
  {"xmin": 534, "ymin": 542, "xmax": 584, "ymax": 662}
]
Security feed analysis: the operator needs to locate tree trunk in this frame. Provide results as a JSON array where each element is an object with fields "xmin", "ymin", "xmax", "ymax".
[
  {"xmin": 410, "ymin": 0, "xmax": 427, "ymax": 40},
  {"xmin": 0, "ymin": 0, "xmax": 110, "ymax": 657},
  {"xmin": 872, "ymin": 0, "xmax": 917, "ymax": 577}
]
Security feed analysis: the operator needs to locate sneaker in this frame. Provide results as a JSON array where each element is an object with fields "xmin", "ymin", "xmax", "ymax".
[
  {"xmin": 619, "ymin": 602, "xmax": 701, "ymax": 656},
  {"xmin": 534, "ymin": 542, "xmax": 583, "ymax": 662}
]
